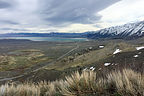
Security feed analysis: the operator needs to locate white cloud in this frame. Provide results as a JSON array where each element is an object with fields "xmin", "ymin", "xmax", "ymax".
[{"xmin": 99, "ymin": 0, "xmax": 144, "ymax": 27}]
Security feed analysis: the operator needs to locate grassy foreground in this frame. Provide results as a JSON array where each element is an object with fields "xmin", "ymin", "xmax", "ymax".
[{"xmin": 0, "ymin": 69, "xmax": 143, "ymax": 96}]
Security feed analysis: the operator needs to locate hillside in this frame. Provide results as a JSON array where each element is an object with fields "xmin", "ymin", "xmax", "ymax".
[
  {"xmin": 7, "ymin": 38, "xmax": 143, "ymax": 83},
  {"xmin": 0, "ymin": 38, "xmax": 143, "ymax": 82}
]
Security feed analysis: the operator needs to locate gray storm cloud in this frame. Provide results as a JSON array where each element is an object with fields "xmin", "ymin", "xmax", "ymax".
[
  {"xmin": 38, "ymin": 0, "xmax": 120, "ymax": 25},
  {"xmin": 0, "ymin": 0, "xmax": 17, "ymax": 9},
  {"xmin": 0, "ymin": 1, "xmax": 11, "ymax": 8},
  {"xmin": 0, "ymin": 0, "xmax": 120, "ymax": 33}
]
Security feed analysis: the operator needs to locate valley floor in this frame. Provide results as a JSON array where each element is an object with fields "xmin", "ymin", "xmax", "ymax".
[{"xmin": 0, "ymin": 38, "xmax": 143, "ymax": 85}]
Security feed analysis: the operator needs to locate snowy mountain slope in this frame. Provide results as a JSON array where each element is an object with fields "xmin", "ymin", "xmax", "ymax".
[{"xmin": 87, "ymin": 21, "xmax": 144, "ymax": 39}]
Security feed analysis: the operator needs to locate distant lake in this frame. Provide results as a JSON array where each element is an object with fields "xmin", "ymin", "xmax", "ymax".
[{"xmin": 0, "ymin": 37, "xmax": 89, "ymax": 42}]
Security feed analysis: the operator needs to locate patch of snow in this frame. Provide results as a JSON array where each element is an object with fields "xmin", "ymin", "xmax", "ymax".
[
  {"xmin": 104, "ymin": 63, "xmax": 111, "ymax": 66},
  {"xmin": 92, "ymin": 68, "xmax": 95, "ymax": 71},
  {"xmin": 113, "ymin": 49, "xmax": 122, "ymax": 54},
  {"xmin": 134, "ymin": 55, "xmax": 138, "ymax": 58},
  {"xmin": 90, "ymin": 67, "xmax": 94, "ymax": 70},
  {"xmin": 136, "ymin": 46, "xmax": 144, "ymax": 50},
  {"xmin": 89, "ymin": 47, "xmax": 93, "ymax": 50},
  {"xmin": 99, "ymin": 45, "xmax": 104, "ymax": 48},
  {"xmin": 83, "ymin": 68, "xmax": 87, "ymax": 71},
  {"xmin": 90, "ymin": 67, "xmax": 95, "ymax": 71}
]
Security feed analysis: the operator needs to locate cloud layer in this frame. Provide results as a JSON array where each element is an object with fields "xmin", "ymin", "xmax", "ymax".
[
  {"xmin": 1, "ymin": 0, "xmax": 143, "ymax": 33},
  {"xmin": 99, "ymin": 0, "xmax": 144, "ymax": 27},
  {"xmin": 38, "ymin": 0, "xmax": 119, "ymax": 25}
]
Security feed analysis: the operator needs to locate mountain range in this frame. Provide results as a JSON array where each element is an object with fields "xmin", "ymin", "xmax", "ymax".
[
  {"xmin": 87, "ymin": 21, "xmax": 144, "ymax": 39},
  {"xmin": 0, "ymin": 33, "xmax": 87, "ymax": 38},
  {"xmin": 0, "ymin": 21, "xmax": 144, "ymax": 39}
]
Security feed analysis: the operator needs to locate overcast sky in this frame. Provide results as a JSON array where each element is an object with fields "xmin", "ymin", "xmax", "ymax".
[{"xmin": 0, "ymin": 0, "xmax": 144, "ymax": 33}]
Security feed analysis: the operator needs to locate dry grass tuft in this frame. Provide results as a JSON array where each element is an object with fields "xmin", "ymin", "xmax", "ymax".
[
  {"xmin": 60, "ymin": 70, "xmax": 102, "ymax": 95},
  {"xmin": 107, "ymin": 69, "xmax": 144, "ymax": 96},
  {"xmin": 0, "ymin": 69, "xmax": 143, "ymax": 96},
  {"xmin": 0, "ymin": 83, "xmax": 40, "ymax": 96}
]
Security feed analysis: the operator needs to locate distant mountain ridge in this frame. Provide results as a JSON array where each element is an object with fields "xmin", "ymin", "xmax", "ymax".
[
  {"xmin": 0, "ymin": 33, "xmax": 87, "ymax": 38},
  {"xmin": 87, "ymin": 21, "xmax": 144, "ymax": 39},
  {"xmin": 0, "ymin": 21, "xmax": 144, "ymax": 40}
]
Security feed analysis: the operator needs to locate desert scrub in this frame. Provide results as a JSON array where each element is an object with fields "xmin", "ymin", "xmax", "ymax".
[
  {"xmin": 0, "ymin": 69, "xmax": 143, "ymax": 96},
  {"xmin": 59, "ymin": 71, "xmax": 105, "ymax": 95},
  {"xmin": 106, "ymin": 69, "xmax": 144, "ymax": 96},
  {"xmin": 0, "ymin": 83, "xmax": 40, "ymax": 96}
]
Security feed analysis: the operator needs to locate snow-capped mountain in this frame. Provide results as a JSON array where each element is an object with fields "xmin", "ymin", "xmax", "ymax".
[{"xmin": 87, "ymin": 21, "xmax": 144, "ymax": 39}]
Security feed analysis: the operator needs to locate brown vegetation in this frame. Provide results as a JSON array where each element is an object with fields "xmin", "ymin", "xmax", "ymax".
[{"xmin": 0, "ymin": 68, "xmax": 143, "ymax": 96}]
